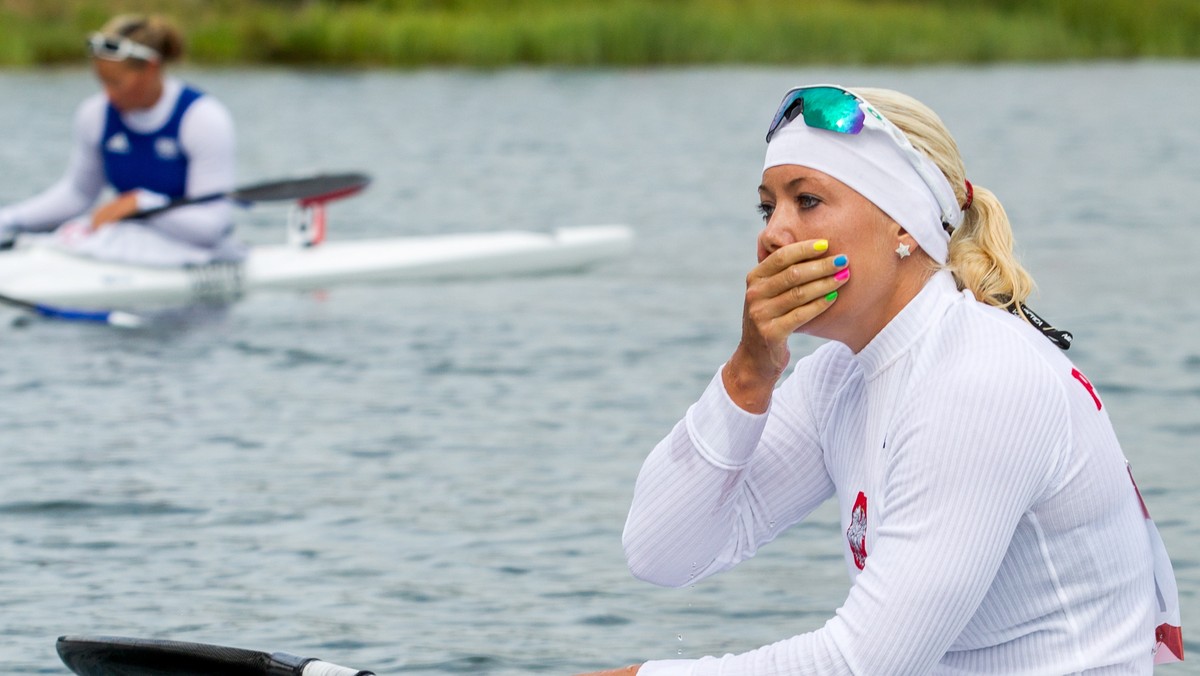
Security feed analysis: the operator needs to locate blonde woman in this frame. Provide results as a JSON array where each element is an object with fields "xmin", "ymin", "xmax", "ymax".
[
  {"xmin": 0, "ymin": 14, "xmax": 240, "ymax": 266},
  {"xmin": 582, "ymin": 85, "xmax": 1181, "ymax": 674}
]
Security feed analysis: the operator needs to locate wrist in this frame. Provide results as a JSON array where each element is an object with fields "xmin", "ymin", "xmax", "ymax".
[
  {"xmin": 134, "ymin": 189, "xmax": 169, "ymax": 212},
  {"xmin": 721, "ymin": 351, "xmax": 780, "ymax": 414}
]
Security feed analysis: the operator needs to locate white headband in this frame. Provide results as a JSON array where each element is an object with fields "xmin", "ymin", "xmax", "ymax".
[{"xmin": 763, "ymin": 116, "xmax": 954, "ymax": 264}]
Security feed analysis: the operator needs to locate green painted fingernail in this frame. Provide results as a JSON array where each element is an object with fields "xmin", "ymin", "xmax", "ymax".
[{"xmin": 825, "ymin": 291, "xmax": 838, "ymax": 302}]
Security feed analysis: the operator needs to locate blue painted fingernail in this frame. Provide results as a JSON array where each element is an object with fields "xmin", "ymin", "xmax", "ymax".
[{"xmin": 833, "ymin": 255, "xmax": 848, "ymax": 267}]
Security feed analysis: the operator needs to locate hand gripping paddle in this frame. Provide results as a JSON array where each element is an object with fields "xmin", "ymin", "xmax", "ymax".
[{"xmin": 56, "ymin": 635, "xmax": 375, "ymax": 676}]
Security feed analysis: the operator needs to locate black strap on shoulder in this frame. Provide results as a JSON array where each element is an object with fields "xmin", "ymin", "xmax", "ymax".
[{"xmin": 1009, "ymin": 303, "xmax": 1073, "ymax": 350}]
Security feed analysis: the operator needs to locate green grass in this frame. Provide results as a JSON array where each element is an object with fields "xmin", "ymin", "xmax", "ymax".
[{"xmin": 1, "ymin": 0, "xmax": 1198, "ymax": 68}]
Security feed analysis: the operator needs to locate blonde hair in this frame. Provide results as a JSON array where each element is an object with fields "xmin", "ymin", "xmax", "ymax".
[
  {"xmin": 100, "ymin": 14, "xmax": 185, "ymax": 63},
  {"xmin": 854, "ymin": 87, "xmax": 1034, "ymax": 312}
]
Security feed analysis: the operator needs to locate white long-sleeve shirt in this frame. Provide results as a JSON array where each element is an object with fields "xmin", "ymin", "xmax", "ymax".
[
  {"xmin": 0, "ymin": 77, "xmax": 235, "ymax": 248},
  {"xmin": 626, "ymin": 271, "xmax": 1162, "ymax": 675}
]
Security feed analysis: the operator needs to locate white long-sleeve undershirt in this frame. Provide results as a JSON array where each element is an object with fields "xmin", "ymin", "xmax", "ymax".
[
  {"xmin": 626, "ymin": 271, "xmax": 1157, "ymax": 675},
  {"xmin": 0, "ymin": 77, "xmax": 235, "ymax": 247}
]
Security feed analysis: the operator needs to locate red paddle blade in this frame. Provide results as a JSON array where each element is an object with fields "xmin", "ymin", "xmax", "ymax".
[{"xmin": 229, "ymin": 173, "xmax": 371, "ymax": 204}]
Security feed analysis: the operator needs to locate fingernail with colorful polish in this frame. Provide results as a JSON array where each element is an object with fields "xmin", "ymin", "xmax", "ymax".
[
  {"xmin": 834, "ymin": 268, "xmax": 851, "ymax": 282},
  {"xmin": 814, "ymin": 240, "xmax": 829, "ymax": 252},
  {"xmin": 833, "ymin": 254, "xmax": 848, "ymax": 267},
  {"xmin": 825, "ymin": 291, "xmax": 839, "ymax": 302}
]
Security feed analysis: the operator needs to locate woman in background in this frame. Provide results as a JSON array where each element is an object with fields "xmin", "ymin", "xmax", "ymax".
[{"xmin": 0, "ymin": 14, "xmax": 241, "ymax": 266}]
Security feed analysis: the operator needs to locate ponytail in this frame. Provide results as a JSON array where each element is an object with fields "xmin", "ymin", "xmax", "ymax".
[{"xmin": 947, "ymin": 183, "xmax": 1034, "ymax": 311}]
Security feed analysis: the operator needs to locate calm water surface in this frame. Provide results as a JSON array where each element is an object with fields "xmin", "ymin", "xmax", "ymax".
[{"xmin": 0, "ymin": 63, "xmax": 1197, "ymax": 673}]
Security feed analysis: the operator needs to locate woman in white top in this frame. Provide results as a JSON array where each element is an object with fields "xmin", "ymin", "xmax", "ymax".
[
  {"xmin": 580, "ymin": 86, "xmax": 1181, "ymax": 675},
  {"xmin": 0, "ymin": 14, "xmax": 240, "ymax": 266}
]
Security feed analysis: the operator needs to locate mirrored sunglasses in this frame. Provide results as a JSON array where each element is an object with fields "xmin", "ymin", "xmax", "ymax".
[
  {"xmin": 87, "ymin": 33, "xmax": 161, "ymax": 62},
  {"xmin": 766, "ymin": 84, "xmax": 958, "ymax": 228}
]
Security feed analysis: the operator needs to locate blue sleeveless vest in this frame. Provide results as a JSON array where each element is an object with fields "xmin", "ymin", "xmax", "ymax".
[{"xmin": 101, "ymin": 85, "xmax": 203, "ymax": 199}]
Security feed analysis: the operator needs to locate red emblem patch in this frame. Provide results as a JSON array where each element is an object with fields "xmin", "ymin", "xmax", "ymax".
[{"xmin": 847, "ymin": 491, "xmax": 868, "ymax": 570}]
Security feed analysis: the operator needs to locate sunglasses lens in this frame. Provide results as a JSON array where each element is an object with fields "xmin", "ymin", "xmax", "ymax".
[
  {"xmin": 767, "ymin": 86, "xmax": 867, "ymax": 141},
  {"xmin": 801, "ymin": 87, "xmax": 865, "ymax": 134},
  {"xmin": 87, "ymin": 35, "xmax": 120, "ymax": 57},
  {"xmin": 86, "ymin": 33, "xmax": 160, "ymax": 61}
]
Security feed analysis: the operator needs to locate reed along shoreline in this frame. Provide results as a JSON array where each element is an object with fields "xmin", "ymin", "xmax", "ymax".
[{"xmin": 2, "ymin": 0, "xmax": 1198, "ymax": 68}]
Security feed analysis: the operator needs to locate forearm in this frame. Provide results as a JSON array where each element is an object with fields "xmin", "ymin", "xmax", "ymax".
[
  {"xmin": 1, "ymin": 177, "xmax": 97, "ymax": 232},
  {"xmin": 144, "ymin": 199, "xmax": 233, "ymax": 246},
  {"xmin": 623, "ymin": 369, "xmax": 833, "ymax": 587},
  {"xmin": 622, "ymin": 418, "xmax": 755, "ymax": 587}
]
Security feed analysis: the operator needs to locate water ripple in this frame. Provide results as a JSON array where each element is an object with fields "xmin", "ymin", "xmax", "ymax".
[{"xmin": 0, "ymin": 500, "xmax": 201, "ymax": 517}]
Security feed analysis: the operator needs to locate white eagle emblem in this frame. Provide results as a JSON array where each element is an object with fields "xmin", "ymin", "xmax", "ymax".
[{"xmin": 847, "ymin": 491, "xmax": 868, "ymax": 570}]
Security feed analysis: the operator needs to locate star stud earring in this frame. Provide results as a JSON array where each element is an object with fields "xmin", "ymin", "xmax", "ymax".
[{"xmin": 895, "ymin": 242, "xmax": 911, "ymax": 258}]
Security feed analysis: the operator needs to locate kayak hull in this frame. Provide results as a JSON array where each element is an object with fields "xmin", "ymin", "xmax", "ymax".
[{"xmin": 0, "ymin": 224, "xmax": 633, "ymax": 308}]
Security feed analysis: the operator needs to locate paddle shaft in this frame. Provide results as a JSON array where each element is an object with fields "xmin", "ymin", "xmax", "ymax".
[
  {"xmin": 132, "ymin": 172, "xmax": 371, "ymax": 218},
  {"xmin": 0, "ymin": 292, "xmax": 143, "ymax": 327}
]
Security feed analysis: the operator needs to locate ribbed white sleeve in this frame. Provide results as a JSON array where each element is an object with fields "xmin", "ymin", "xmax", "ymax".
[{"xmin": 626, "ymin": 272, "xmax": 1156, "ymax": 674}]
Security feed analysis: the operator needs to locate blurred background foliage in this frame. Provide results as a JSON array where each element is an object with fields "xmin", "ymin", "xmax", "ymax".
[{"xmin": 1, "ymin": 0, "xmax": 1197, "ymax": 67}]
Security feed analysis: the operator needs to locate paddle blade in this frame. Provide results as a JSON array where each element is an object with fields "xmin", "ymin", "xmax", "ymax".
[
  {"xmin": 57, "ymin": 635, "xmax": 270, "ymax": 676},
  {"xmin": 56, "ymin": 635, "xmax": 376, "ymax": 676},
  {"xmin": 230, "ymin": 173, "xmax": 371, "ymax": 204}
]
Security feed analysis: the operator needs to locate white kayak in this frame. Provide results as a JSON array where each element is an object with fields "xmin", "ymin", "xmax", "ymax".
[{"xmin": 0, "ymin": 224, "xmax": 633, "ymax": 308}]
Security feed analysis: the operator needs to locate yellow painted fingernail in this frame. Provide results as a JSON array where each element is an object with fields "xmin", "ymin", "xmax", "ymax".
[
  {"xmin": 814, "ymin": 240, "xmax": 829, "ymax": 252},
  {"xmin": 825, "ymin": 291, "xmax": 838, "ymax": 302}
]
